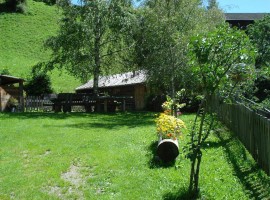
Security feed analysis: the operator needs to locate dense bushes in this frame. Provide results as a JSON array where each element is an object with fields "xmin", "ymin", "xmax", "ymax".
[{"xmin": 24, "ymin": 72, "xmax": 53, "ymax": 96}]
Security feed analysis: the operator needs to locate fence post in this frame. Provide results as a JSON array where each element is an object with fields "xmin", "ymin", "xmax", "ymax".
[{"xmin": 211, "ymin": 95, "xmax": 270, "ymax": 176}]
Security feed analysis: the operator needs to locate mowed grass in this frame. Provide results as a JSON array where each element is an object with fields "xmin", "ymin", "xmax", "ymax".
[
  {"xmin": 0, "ymin": 0, "xmax": 80, "ymax": 92},
  {"xmin": 0, "ymin": 112, "xmax": 269, "ymax": 199}
]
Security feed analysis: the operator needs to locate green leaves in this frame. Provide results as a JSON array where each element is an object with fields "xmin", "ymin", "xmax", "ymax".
[
  {"xmin": 248, "ymin": 15, "xmax": 270, "ymax": 68},
  {"xmin": 45, "ymin": 0, "xmax": 135, "ymax": 84},
  {"xmin": 189, "ymin": 24, "xmax": 256, "ymax": 95},
  {"xmin": 136, "ymin": 0, "xmax": 224, "ymax": 94}
]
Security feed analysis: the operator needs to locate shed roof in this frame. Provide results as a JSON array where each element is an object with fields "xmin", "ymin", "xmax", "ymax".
[
  {"xmin": 76, "ymin": 70, "xmax": 147, "ymax": 91},
  {"xmin": 225, "ymin": 13, "xmax": 268, "ymax": 21},
  {"xmin": 0, "ymin": 75, "xmax": 24, "ymax": 85}
]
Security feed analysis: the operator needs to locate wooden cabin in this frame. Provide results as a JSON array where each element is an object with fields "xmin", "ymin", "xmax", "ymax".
[
  {"xmin": 225, "ymin": 13, "xmax": 268, "ymax": 29},
  {"xmin": 0, "ymin": 75, "xmax": 24, "ymax": 112},
  {"xmin": 76, "ymin": 71, "xmax": 147, "ymax": 110}
]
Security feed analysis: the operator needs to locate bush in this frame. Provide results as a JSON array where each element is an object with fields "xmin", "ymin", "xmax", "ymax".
[
  {"xmin": 0, "ymin": 68, "xmax": 11, "ymax": 75},
  {"xmin": 24, "ymin": 72, "xmax": 53, "ymax": 96},
  {"xmin": 16, "ymin": 1, "xmax": 27, "ymax": 13}
]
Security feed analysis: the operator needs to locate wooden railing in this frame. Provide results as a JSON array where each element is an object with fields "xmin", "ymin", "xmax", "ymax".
[{"xmin": 25, "ymin": 93, "xmax": 134, "ymax": 113}]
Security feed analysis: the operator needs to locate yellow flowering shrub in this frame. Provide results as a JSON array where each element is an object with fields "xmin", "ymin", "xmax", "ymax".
[{"xmin": 156, "ymin": 113, "xmax": 186, "ymax": 140}]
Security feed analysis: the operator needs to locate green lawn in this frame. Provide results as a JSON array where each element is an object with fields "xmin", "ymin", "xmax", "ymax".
[
  {"xmin": 0, "ymin": 112, "xmax": 269, "ymax": 199},
  {"xmin": 0, "ymin": 0, "xmax": 80, "ymax": 92}
]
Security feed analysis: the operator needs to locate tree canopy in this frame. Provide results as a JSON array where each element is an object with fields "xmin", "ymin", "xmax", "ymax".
[
  {"xmin": 45, "ymin": 0, "xmax": 135, "ymax": 94},
  {"xmin": 247, "ymin": 15, "xmax": 270, "ymax": 103},
  {"xmin": 187, "ymin": 24, "xmax": 256, "ymax": 195},
  {"xmin": 134, "ymin": 0, "xmax": 224, "ymax": 98},
  {"xmin": 248, "ymin": 15, "xmax": 270, "ymax": 68}
]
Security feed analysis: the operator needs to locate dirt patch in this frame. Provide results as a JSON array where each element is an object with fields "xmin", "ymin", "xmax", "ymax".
[
  {"xmin": 47, "ymin": 186, "xmax": 62, "ymax": 198},
  {"xmin": 61, "ymin": 164, "xmax": 84, "ymax": 187},
  {"xmin": 44, "ymin": 163, "xmax": 93, "ymax": 199}
]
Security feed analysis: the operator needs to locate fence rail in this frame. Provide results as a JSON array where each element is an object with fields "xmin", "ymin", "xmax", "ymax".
[
  {"xmin": 25, "ymin": 96, "xmax": 54, "ymax": 112},
  {"xmin": 24, "ymin": 93, "xmax": 134, "ymax": 113},
  {"xmin": 210, "ymin": 96, "xmax": 270, "ymax": 175}
]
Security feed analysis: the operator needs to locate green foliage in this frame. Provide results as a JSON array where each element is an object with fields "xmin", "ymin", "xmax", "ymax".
[
  {"xmin": 189, "ymin": 24, "xmax": 256, "ymax": 97},
  {"xmin": 0, "ymin": 0, "xmax": 80, "ymax": 92},
  {"xmin": 24, "ymin": 71, "xmax": 53, "ymax": 95},
  {"xmin": 186, "ymin": 24, "xmax": 256, "ymax": 195},
  {"xmin": 134, "ymin": 0, "xmax": 224, "ymax": 103},
  {"xmin": 0, "ymin": 68, "xmax": 11, "ymax": 75},
  {"xmin": 207, "ymin": 0, "xmax": 218, "ymax": 10},
  {"xmin": 45, "ymin": 0, "xmax": 136, "ymax": 93},
  {"xmin": 247, "ymin": 15, "xmax": 270, "ymax": 104},
  {"xmin": 248, "ymin": 15, "xmax": 270, "ymax": 68}
]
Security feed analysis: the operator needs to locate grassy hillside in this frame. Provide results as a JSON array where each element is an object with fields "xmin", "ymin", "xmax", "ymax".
[{"xmin": 0, "ymin": 0, "xmax": 80, "ymax": 92}]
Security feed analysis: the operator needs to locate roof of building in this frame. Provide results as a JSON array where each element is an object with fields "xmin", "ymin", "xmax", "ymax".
[
  {"xmin": 0, "ymin": 75, "xmax": 24, "ymax": 85},
  {"xmin": 225, "ymin": 13, "xmax": 268, "ymax": 21},
  {"xmin": 76, "ymin": 70, "xmax": 147, "ymax": 91}
]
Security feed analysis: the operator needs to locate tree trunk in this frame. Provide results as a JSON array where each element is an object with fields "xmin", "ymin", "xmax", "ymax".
[
  {"xmin": 194, "ymin": 149, "xmax": 202, "ymax": 193},
  {"xmin": 188, "ymin": 99, "xmax": 206, "ymax": 195},
  {"xmin": 93, "ymin": 7, "xmax": 102, "ymax": 96},
  {"xmin": 188, "ymin": 156, "xmax": 196, "ymax": 193}
]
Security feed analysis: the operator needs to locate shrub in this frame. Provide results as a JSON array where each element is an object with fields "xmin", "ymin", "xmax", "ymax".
[{"xmin": 24, "ymin": 72, "xmax": 53, "ymax": 96}]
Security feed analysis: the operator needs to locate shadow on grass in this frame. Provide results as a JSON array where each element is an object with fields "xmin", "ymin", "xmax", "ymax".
[
  {"xmin": 2, "ymin": 112, "xmax": 75, "ymax": 119},
  {"xmin": 213, "ymin": 130, "xmax": 270, "ymax": 199},
  {"xmin": 147, "ymin": 141, "xmax": 176, "ymax": 169},
  {"xmin": 200, "ymin": 137, "xmax": 233, "ymax": 149},
  {"xmin": 162, "ymin": 187, "xmax": 199, "ymax": 200},
  {"xmin": 2, "ymin": 112, "xmax": 155, "ymax": 129}
]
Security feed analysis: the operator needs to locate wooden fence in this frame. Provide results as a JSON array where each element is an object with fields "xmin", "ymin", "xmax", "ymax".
[
  {"xmin": 25, "ymin": 95, "xmax": 54, "ymax": 112},
  {"xmin": 24, "ymin": 93, "xmax": 134, "ymax": 113},
  {"xmin": 210, "ymin": 96, "xmax": 270, "ymax": 175}
]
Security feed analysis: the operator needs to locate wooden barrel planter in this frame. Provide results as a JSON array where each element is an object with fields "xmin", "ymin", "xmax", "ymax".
[{"xmin": 157, "ymin": 138, "xmax": 179, "ymax": 162}]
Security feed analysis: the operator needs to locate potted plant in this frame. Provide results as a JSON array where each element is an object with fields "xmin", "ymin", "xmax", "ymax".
[{"xmin": 155, "ymin": 113, "xmax": 186, "ymax": 162}]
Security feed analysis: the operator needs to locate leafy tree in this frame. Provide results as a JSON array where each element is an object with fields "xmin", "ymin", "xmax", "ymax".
[
  {"xmin": 45, "ymin": 0, "xmax": 135, "ymax": 95},
  {"xmin": 186, "ymin": 24, "xmax": 256, "ymax": 196},
  {"xmin": 207, "ymin": 0, "xmax": 218, "ymax": 10},
  {"xmin": 0, "ymin": 68, "xmax": 11, "ymax": 75},
  {"xmin": 134, "ymin": 0, "xmax": 224, "ymax": 116},
  {"xmin": 24, "ymin": 72, "xmax": 53, "ymax": 96},
  {"xmin": 247, "ymin": 15, "xmax": 270, "ymax": 103},
  {"xmin": 248, "ymin": 15, "xmax": 270, "ymax": 68}
]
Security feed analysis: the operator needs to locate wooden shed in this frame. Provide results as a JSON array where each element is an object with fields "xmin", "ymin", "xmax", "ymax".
[
  {"xmin": 225, "ymin": 13, "xmax": 268, "ymax": 29},
  {"xmin": 76, "ymin": 71, "xmax": 147, "ymax": 110},
  {"xmin": 0, "ymin": 75, "xmax": 24, "ymax": 112}
]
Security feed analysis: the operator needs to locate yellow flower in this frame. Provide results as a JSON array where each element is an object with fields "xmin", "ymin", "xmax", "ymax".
[{"xmin": 156, "ymin": 113, "xmax": 186, "ymax": 139}]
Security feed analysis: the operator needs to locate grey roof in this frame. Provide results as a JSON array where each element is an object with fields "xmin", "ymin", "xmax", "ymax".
[
  {"xmin": 225, "ymin": 13, "xmax": 268, "ymax": 21},
  {"xmin": 76, "ymin": 70, "xmax": 147, "ymax": 91}
]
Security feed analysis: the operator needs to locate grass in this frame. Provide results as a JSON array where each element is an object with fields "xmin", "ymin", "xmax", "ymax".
[
  {"xmin": 0, "ymin": 112, "xmax": 269, "ymax": 199},
  {"xmin": 0, "ymin": 0, "xmax": 80, "ymax": 92}
]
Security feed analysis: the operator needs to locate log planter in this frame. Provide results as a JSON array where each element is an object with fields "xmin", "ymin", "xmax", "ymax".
[{"xmin": 157, "ymin": 137, "xmax": 179, "ymax": 162}]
